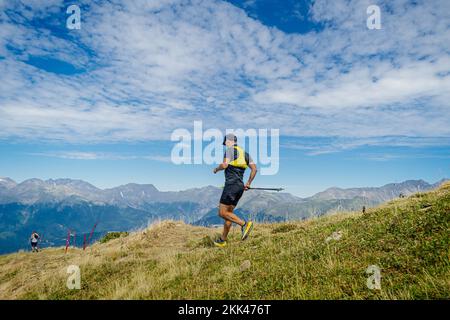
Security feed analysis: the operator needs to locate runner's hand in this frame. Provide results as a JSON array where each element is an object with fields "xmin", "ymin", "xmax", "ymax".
[{"xmin": 244, "ymin": 183, "xmax": 251, "ymax": 191}]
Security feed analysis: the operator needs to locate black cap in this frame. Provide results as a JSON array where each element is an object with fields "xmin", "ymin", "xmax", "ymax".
[{"xmin": 222, "ymin": 133, "xmax": 237, "ymax": 146}]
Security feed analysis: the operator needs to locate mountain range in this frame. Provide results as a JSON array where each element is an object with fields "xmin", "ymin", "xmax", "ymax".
[{"xmin": 0, "ymin": 177, "xmax": 446, "ymax": 254}]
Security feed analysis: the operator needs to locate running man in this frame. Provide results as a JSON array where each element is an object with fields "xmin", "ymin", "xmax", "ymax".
[
  {"xmin": 212, "ymin": 133, "xmax": 257, "ymax": 247},
  {"xmin": 30, "ymin": 231, "xmax": 40, "ymax": 252}
]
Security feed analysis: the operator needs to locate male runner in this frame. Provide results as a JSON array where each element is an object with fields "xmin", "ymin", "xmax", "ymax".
[{"xmin": 213, "ymin": 133, "xmax": 257, "ymax": 247}]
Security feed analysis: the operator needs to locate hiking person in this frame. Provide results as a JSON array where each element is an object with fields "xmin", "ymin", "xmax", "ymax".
[
  {"xmin": 30, "ymin": 231, "xmax": 40, "ymax": 252},
  {"xmin": 212, "ymin": 133, "xmax": 257, "ymax": 247}
]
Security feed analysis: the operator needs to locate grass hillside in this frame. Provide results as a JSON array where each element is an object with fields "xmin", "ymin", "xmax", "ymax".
[{"xmin": 0, "ymin": 182, "xmax": 449, "ymax": 300}]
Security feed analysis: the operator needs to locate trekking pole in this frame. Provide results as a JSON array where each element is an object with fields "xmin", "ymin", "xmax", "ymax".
[{"xmin": 248, "ymin": 187, "xmax": 284, "ymax": 192}]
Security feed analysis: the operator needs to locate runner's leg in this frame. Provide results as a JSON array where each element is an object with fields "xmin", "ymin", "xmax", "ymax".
[
  {"xmin": 219, "ymin": 204, "xmax": 245, "ymax": 226},
  {"xmin": 221, "ymin": 220, "xmax": 232, "ymax": 240}
]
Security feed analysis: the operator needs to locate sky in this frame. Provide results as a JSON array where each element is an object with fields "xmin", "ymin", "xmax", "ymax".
[{"xmin": 0, "ymin": 0, "xmax": 449, "ymax": 197}]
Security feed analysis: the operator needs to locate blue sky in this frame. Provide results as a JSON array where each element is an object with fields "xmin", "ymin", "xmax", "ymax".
[{"xmin": 0, "ymin": 0, "xmax": 449, "ymax": 197}]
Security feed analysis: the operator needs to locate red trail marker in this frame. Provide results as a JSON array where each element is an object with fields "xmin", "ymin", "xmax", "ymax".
[
  {"xmin": 83, "ymin": 234, "xmax": 87, "ymax": 250},
  {"xmin": 65, "ymin": 229, "xmax": 71, "ymax": 253},
  {"xmin": 87, "ymin": 222, "xmax": 98, "ymax": 247}
]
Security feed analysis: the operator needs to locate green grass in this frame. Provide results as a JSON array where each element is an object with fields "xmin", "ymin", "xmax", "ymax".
[{"xmin": 0, "ymin": 182, "xmax": 449, "ymax": 300}]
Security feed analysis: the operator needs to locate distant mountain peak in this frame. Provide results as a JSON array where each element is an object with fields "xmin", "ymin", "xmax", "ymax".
[
  {"xmin": 311, "ymin": 179, "xmax": 438, "ymax": 201},
  {"xmin": 0, "ymin": 177, "xmax": 17, "ymax": 189},
  {"xmin": 19, "ymin": 178, "xmax": 45, "ymax": 185},
  {"xmin": 433, "ymin": 178, "xmax": 449, "ymax": 187},
  {"xmin": 44, "ymin": 178, "xmax": 100, "ymax": 190},
  {"xmin": 115, "ymin": 183, "xmax": 159, "ymax": 192}
]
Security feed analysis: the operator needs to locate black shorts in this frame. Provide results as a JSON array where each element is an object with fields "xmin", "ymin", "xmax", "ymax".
[
  {"xmin": 31, "ymin": 242, "xmax": 37, "ymax": 247},
  {"xmin": 220, "ymin": 183, "xmax": 244, "ymax": 206}
]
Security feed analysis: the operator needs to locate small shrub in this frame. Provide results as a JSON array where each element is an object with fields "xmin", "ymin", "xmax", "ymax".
[{"xmin": 99, "ymin": 231, "xmax": 129, "ymax": 244}]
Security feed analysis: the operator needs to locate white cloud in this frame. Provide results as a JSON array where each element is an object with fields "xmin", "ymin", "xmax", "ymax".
[
  {"xmin": 282, "ymin": 136, "xmax": 450, "ymax": 156},
  {"xmin": 28, "ymin": 151, "xmax": 172, "ymax": 162},
  {"xmin": 28, "ymin": 151, "xmax": 125, "ymax": 160},
  {"xmin": 0, "ymin": 0, "xmax": 449, "ymax": 149}
]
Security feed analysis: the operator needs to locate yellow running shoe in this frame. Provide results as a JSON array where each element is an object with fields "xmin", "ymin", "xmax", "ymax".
[
  {"xmin": 241, "ymin": 221, "xmax": 254, "ymax": 240},
  {"xmin": 214, "ymin": 238, "xmax": 227, "ymax": 248}
]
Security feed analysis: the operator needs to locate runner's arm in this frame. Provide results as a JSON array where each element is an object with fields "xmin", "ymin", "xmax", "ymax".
[
  {"xmin": 213, "ymin": 158, "xmax": 230, "ymax": 173},
  {"xmin": 245, "ymin": 162, "xmax": 257, "ymax": 190},
  {"xmin": 213, "ymin": 148, "xmax": 233, "ymax": 173}
]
